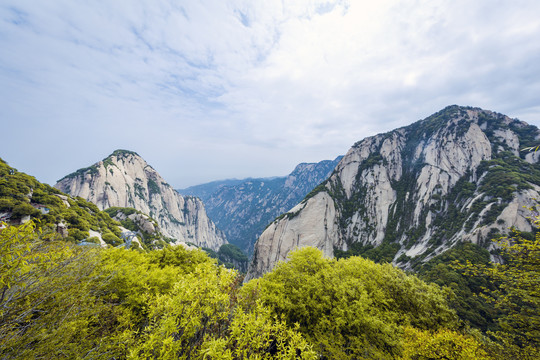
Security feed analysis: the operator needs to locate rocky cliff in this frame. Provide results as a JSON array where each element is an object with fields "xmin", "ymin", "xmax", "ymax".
[
  {"xmin": 55, "ymin": 150, "xmax": 227, "ymax": 250},
  {"xmin": 246, "ymin": 106, "xmax": 540, "ymax": 280},
  {"xmin": 179, "ymin": 157, "xmax": 342, "ymax": 254}
]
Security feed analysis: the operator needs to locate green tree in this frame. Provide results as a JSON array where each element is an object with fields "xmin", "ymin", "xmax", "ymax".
[
  {"xmin": 0, "ymin": 222, "xmax": 117, "ymax": 359},
  {"xmin": 460, "ymin": 214, "xmax": 540, "ymax": 358},
  {"xmin": 242, "ymin": 247, "xmax": 458, "ymax": 359},
  {"xmin": 1, "ymin": 222, "xmax": 313, "ymax": 359},
  {"xmin": 418, "ymin": 242, "xmax": 498, "ymax": 332}
]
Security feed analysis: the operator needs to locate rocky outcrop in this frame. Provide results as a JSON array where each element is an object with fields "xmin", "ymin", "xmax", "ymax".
[
  {"xmin": 55, "ymin": 150, "xmax": 226, "ymax": 250},
  {"xmin": 246, "ymin": 106, "xmax": 540, "ymax": 280},
  {"xmin": 178, "ymin": 157, "xmax": 342, "ymax": 254},
  {"xmin": 109, "ymin": 209, "xmax": 158, "ymax": 235}
]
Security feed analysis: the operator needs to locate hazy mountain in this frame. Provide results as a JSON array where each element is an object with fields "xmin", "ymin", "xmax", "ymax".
[
  {"xmin": 247, "ymin": 105, "xmax": 540, "ymax": 279},
  {"xmin": 55, "ymin": 150, "xmax": 227, "ymax": 250},
  {"xmin": 178, "ymin": 179, "xmax": 246, "ymax": 201},
  {"xmin": 179, "ymin": 157, "xmax": 342, "ymax": 254}
]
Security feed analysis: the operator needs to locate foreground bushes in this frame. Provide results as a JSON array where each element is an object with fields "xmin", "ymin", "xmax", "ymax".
[
  {"xmin": 0, "ymin": 222, "xmax": 314, "ymax": 359},
  {"xmin": 241, "ymin": 247, "xmax": 463, "ymax": 359},
  {"xmin": 5, "ymin": 220, "xmax": 537, "ymax": 359}
]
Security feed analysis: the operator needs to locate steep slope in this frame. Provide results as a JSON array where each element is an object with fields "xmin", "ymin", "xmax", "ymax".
[
  {"xmin": 179, "ymin": 157, "xmax": 342, "ymax": 254},
  {"xmin": 246, "ymin": 106, "xmax": 540, "ymax": 279},
  {"xmin": 55, "ymin": 150, "xmax": 226, "ymax": 250},
  {"xmin": 0, "ymin": 157, "xmax": 122, "ymax": 244}
]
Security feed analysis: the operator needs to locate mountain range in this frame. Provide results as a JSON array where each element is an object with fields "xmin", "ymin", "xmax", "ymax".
[
  {"xmin": 178, "ymin": 157, "xmax": 342, "ymax": 254},
  {"xmin": 3, "ymin": 104, "xmax": 538, "ymax": 281},
  {"xmin": 246, "ymin": 105, "xmax": 540, "ymax": 279}
]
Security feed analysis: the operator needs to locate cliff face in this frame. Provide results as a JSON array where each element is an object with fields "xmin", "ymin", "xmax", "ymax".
[
  {"xmin": 55, "ymin": 150, "xmax": 226, "ymax": 250},
  {"xmin": 246, "ymin": 106, "xmax": 540, "ymax": 280},
  {"xmin": 179, "ymin": 157, "xmax": 342, "ymax": 254}
]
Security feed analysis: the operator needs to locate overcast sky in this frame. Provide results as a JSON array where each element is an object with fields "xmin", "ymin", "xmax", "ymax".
[{"xmin": 1, "ymin": 0, "xmax": 540, "ymax": 188}]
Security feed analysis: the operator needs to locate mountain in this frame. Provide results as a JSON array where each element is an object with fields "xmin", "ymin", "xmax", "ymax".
[
  {"xmin": 55, "ymin": 150, "xmax": 227, "ymax": 250},
  {"xmin": 178, "ymin": 157, "xmax": 342, "ymax": 254},
  {"xmin": 0, "ymin": 157, "xmax": 123, "ymax": 244},
  {"xmin": 246, "ymin": 106, "xmax": 540, "ymax": 280},
  {"xmin": 178, "ymin": 179, "xmax": 245, "ymax": 201}
]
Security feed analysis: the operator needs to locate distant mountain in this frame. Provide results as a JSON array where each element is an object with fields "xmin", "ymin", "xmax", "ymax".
[
  {"xmin": 178, "ymin": 179, "xmax": 246, "ymax": 201},
  {"xmin": 179, "ymin": 157, "xmax": 342, "ymax": 254},
  {"xmin": 247, "ymin": 106, "xmax": 540, "ymax": 280},
  {"xmin": 55, "ymin": 150, "xmax": 227, "ymax": 250}
]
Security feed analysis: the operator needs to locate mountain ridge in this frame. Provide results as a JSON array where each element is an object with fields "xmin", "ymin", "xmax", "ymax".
[
  {"xmin": 178, "ymin": 156, "xmax": 342, "ymax": 254},
  {"xmin": 246, "ymin": 105, "xmax": 540, "ymax": 280}
]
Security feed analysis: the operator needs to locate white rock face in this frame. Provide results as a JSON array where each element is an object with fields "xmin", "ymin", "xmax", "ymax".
[
  {"xmin": 88, "ymin": 229, "xmax": 107, "ymax": 247},
  {"xmin": 55, "ymin": 151, "xmax": 226, "ymax": 250},
  {"xmin": 245, "ymin": 192, "xmax": 340, "ymax": 281},
  {"xmin": 181, "ymin": 157, "xmax": 341, "ymax": 255},
  {"xmin": 246, "ymin": 106, "xmax": 540, "ymax": 279}
]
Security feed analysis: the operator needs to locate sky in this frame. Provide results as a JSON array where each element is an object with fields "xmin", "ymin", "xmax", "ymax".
[{"xmin": 1, "ymin": 0, "xmax": 540, "ymax": 188}]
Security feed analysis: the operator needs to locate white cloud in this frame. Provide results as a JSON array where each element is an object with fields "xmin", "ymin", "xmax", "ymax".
[{"xmin": 1, "ymin": 0, "xmax": 540, "ymax": 187}]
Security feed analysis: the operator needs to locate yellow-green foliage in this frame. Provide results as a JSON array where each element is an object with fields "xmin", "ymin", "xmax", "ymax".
[
  {"xmin": 0, "ymin": 222, "xmax": 114, "ymax": 359},
  {"xmin": 400, "ymin": 327, "xmax": 492, "ymax": 360},
  {"xmin": 0, "ymin": 222, "xmax": 314, "ymax": 359},
  {"xmin": 5, "ymin": 220, "xmax": 534, "ymax": 359},
  {"xmin": 200, "ymin": 304, "xmax": 317, "ymax": 360},
  {"xmin": 242, "ymin": 247, "xmax": 458, "ymax": 359},
  {"xmin": 459, "ymin": 211, "xmax": 540, "ymax": 359}
]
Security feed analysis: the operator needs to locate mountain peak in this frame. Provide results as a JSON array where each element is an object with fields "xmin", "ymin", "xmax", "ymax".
[
  {"xmin": 246, "ymin": 106, "xmax": 540, "ymax": 279},
  {"xmin": 55, "ymin": 152, "xmax": 227, "ymax": 250},
  {"xmin": 108, "ymin": 149, "xmax": 140, "ymax": 158}
]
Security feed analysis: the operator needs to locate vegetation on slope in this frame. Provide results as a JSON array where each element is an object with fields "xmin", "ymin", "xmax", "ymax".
[
  {"xmin": 325, "ymin": 106, "xmax": 540, "ymax": 263},
  {"xmin": 202, "ymin": 243, "xmax": 250, "ymax": 272},
  {"xmin": 0, "ymin": 158, "xmax": 122, "ymax": 244}
]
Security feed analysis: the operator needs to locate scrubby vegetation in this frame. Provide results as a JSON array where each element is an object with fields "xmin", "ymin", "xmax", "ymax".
[
  {"xmin": 0, "ymin": 158, "xmax": 122, "ymax": 243},
  {"xmin": 0, "ymin": 222, "xmax": 314, "ymax": 359},
  {"xmin": 202, "ymin": 243, "xmax": 249, "ymax": 272},
  {"xmin": 3, "ymin": 216, "xmax": 538, "ymax": 358}
]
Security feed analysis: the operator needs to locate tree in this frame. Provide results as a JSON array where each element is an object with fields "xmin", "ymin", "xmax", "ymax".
[
  {"xmin": 460, "ymin": 210, "xmax": 540, "ymax": 358},
  {"xmin": 418, "ymin": 242, "xmax": 498, "ymax": 332},
  {"xmin": 0, "ymin": 222, "xmax": 116, "ymax": 359},
  {"xmin": 242, "ymin": 247, "xmax": 458, "ymax": 359},
  {"xmin": 400, "ymin": 327, "xmax": 492, "ymax": 360}
]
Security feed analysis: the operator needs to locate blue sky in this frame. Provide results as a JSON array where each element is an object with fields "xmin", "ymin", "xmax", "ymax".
[{"xmin": 1, "ymin": 0, "xmax": 540, "ymax": 188}]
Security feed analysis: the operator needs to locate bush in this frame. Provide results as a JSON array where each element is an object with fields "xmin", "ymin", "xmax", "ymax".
[
  {"xmin": 102, "ymin": 232, "xmax": 122, "ymax": 246},
  {"xmin": 11, "ymin": 203, "xmax": 40, "ymax": 219},
  {"xmin": 242, "ymin": 247, "xmax": 458, "ymax": 359}
]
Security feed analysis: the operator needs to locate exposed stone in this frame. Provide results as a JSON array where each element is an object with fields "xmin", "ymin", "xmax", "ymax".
[
  {"xmin": 55, "ymin": 150, "xmax": 226, "ymax": 250},
  {"xmin": 56, "ymin": 222, "xmax": 68, "ymax": 238},
  {"xmin": 88, "ymin": 229, "xmax": 107, "ymax": 247},
  {"xmin": 179, "ymin": 157, "xmax": 342, "ymax": 254},
  {"xmin": 246, "ymin": 106, "xmax": 540, "ymax": 279},
  {"xmin": 245, "ymin": 192, "xmax": 340, "ymax": 281}
]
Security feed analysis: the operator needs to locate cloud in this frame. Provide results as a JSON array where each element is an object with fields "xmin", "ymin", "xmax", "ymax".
[{"xmin": 1, "ymin": 0, "xmax": 540, "ymax": 187}]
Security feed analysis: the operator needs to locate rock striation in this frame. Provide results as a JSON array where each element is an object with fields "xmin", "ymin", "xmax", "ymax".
[
  {"xmin": 178, "ymin": 157, "xmax": 342, "ymax": 255},
  {"xmin": 246, "ymin": 106, "xmax": 540, "ymax": 280},
  {"xmin": 55, "ymin": 150, "xmax": 226, "ymax": 250}
]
